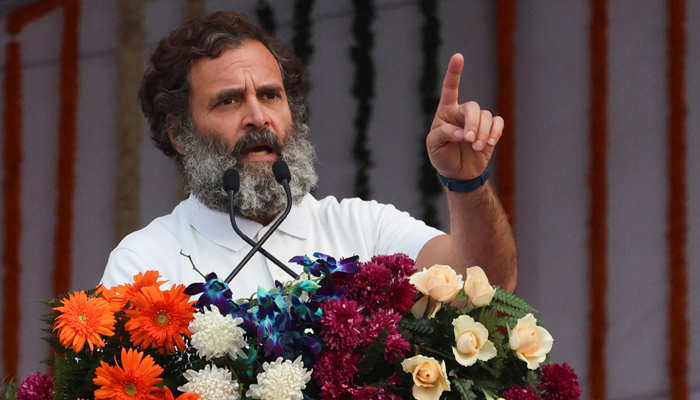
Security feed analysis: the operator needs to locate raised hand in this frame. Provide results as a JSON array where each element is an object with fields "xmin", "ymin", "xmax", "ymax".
[{"xmin": 427, "ymin": 54, "xmax": 504, "ymax": 181}]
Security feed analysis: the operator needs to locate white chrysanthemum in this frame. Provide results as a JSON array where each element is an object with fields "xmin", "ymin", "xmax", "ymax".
[
  {"xmin": 246, "ymin": 356, "xmax": 312, "ymax": 400},
  {"xmin": 178, "ymin": 364, "xmax": 241, "ymax": 400},
  {"xmin": 189, "ymin": 305, "xmax": 247, "ymax": 360}
]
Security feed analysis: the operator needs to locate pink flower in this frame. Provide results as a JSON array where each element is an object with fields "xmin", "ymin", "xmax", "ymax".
[
  {"xmin": 351, "ymin": 386, "xmax": 402, "ymax": 399},
  {"xmin": 332, "ymin": 254, "xmax": 416, "ymax": 315},
  {"xmin": 314, "ymin": 350, "xmax": 361, "ymax": 386},
  {"xmin": 358, "ymin": 309, "xmax": 410, "ymax": 363},
  {"xmin": 319, "ymin": 381, "xmax": 355, "ymax": 400},
  {"xmin": 502, "ymin": 385, "xmax": 541, "ymax": 400},
  {"xmin": 16, "ymin": 373, "xmax": 55, "ymax": 400},
  {"xmin": 538, "ymin": 363, "xmax": 582, "ymax": 400},
  {"xmin": 320, "ymin": 297, "xmax": 363, "ymax": 351}
]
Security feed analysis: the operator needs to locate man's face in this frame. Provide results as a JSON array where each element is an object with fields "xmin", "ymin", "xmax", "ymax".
[{"xmin": 186, "ymin": 40, "xmax": 293, "ymax": 163}]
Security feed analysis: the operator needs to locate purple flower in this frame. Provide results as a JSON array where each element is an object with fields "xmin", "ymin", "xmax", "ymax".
[
  {"xmin": 17, "ymin": 373, "xmax": 55, "ymax": 400},
  {"xmin": 291, "ymin": 253, "xmax": 360, "ymax": 277},
  {"xmin": 185, "ymin": 272, "xmax": 235, "ymax": 314}
]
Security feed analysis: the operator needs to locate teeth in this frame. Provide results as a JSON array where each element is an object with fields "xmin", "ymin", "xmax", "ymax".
[{"xmin": 247, "ymin": 151, "xmax": 268, "ymax": 157}]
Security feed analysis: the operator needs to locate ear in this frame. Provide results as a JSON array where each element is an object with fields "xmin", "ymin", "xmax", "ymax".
[{"xmin": 166, "ymin": 114, "xmax": 185, "ymax": 155}]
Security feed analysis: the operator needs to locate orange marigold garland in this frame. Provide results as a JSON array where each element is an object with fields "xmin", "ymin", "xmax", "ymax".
[
  {"xmin": 93, "ymin": 348, "xmax": 164, "ymax": 400},
  {"xmin": 124, "ymin": 285, "xmax": 195, "ymax": 353},
  {"xmin": 53, "ymin": 291, "xmax": 116, "ymax": 352}
]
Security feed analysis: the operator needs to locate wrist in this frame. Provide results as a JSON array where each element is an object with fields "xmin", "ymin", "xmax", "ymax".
[{"xmin": 437, "ymin": 170, "xmax": 490, "ymax": 193}]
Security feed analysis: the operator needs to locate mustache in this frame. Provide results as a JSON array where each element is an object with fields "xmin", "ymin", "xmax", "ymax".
[{"xmin": 229, "ymin": 129, "xmax": 284, "ymax": 159}]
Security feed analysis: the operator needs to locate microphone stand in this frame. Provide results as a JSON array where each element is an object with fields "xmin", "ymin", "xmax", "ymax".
[
  {"xmin": 225, "ymin": 190, "xmax": 299, "ymax": 279},
  {"xmin": 224, "ymin": 163, "xmax": 299, "ymax": 283}
]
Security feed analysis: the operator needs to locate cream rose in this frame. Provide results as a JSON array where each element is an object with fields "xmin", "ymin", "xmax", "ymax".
[
  {"xmin": 508, "ymin": 314, "xmax": 554, "ymax": 369},
  {"xmin": 463, "ymin": 266, "xmax": 496, "ymax": 307},
  {"xmin": 451, "ymin": 315, "xmax": 497, "ymax": 367},
  {"xmin": 410, "ymin": 264, "xmax": 463, "ymax": 318},
  {"xmin": 401, "ymin": 355, "xmax": 450, "ymax": 400}
]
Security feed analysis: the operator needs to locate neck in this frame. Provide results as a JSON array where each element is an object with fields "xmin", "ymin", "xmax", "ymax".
[{"xmin": 247, "ymin": 213, "xmax": 276, "ymax": 226}]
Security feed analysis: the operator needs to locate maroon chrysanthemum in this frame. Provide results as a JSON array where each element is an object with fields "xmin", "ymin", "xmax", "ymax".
[
  {"xmin": 313, "ymin": 350, "xmax": 361, "ymax": 386},
  {"xmin": 383, "ymin": 328, "xmax": 411, "ymax": 364},
  {"xmin": 358, "ymin": 309, "xmax": 410, "ymax": 363},
  {"xmin": 502, "ymin": 385, "xmax": 541, "ymax": 400},
  {"xmin": 372, "ymin": 254, "xmax": 415, "ymax": 277},
  {"xmin": 345, "ymin": 261, "xmax": 394, "ymax": 310},
  {"xmin": 350, "ymin": 385, "xmax": 403, "ymax": 400},
  {"xmin": 320, "ymin": 297, "xmax": 363, "ymax": 351},
  {"xmin": 16, "ymin": 373, "xmax": 55, "ymax": 400},
  {"xmin": 319, "ymin": 381, "xmax": 356, "ymax": 400},
  {"xmin": 538, "ymin": 363, "xmax": 582, "ymax": 400}
]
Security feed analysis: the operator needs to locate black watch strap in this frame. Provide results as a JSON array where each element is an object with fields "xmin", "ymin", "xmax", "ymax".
[{"xmin": 437, "ymin": 170, "xmax": 490, "ymax": 193}]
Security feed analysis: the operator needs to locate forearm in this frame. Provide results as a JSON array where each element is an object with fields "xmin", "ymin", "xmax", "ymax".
[{"xmin": 446, "ymin": 181, "xmax": 517, "ymax": 291}]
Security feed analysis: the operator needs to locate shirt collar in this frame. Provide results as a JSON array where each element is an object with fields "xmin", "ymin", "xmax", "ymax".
[{"xmin": 181, "ymin": 195, "xmax": 311, "ymax": 252}]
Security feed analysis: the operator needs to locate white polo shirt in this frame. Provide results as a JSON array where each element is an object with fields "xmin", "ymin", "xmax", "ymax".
[{"xmin": 101, "ymin": 194, "xmax": 443, "ymax": 298}]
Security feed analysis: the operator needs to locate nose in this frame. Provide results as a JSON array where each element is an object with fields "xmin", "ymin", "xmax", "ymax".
[{"xmin": 241, "ymin": 98, "xmax": 270, "ymax": 130}]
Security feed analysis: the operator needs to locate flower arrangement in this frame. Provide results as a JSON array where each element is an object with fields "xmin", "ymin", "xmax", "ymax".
[{"xmin": 1, "ymin": 253, "xmax": 580, "ymax": 400}]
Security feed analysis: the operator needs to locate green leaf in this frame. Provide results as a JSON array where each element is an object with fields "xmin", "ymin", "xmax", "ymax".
[
  {"xmin": 453, "ymin": 378, "xmax": 477, "ymax": 400},
  {"xmin": 489, "ymin": 303, "xmax": 530, "ymax": 319},
  {"xmin": 356, "ymin": 328, "xmax": 388, "ymax": 375},
  {"xmin": 492, "ymin": 288, "xmax": 537, "ymax": 314},
  {"xmin": 399, "ymin": 318, "xmax": 434, "ymax": 335},
  {"xmin": 1, "ymin": 377, "xmax": 18, "ymax": 400}
]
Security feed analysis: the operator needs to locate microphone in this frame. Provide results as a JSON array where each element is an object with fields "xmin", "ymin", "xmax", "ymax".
[
  {"xmin": 224, "ymin": 161, "xmax": 299, "ymax": 283},
  {"xmin": 223, "ymin": 168, "xmax": 293, "ymax": 274}
]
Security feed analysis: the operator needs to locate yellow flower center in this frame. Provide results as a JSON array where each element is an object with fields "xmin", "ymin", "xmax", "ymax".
[
  {"xmin": 416, "ymin": 361, "xmax": 440, "ymax": 384},
  {"xmin": 156, "ymin": 312, "xmax": 169, "ymax": 326},
  {"xmin": 77, "ymin": 313, "xmax": 88, "ymax": 324},
  {"xmin": 124, "ymin": 382, "xmax": 138, "ymax": 396}
]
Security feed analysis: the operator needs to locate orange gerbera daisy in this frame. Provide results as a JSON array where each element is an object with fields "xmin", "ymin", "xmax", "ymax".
[
  {"xmin": 93, "ymin": 348, "xmax": 163, "ymax": 400},
  {"xmin": 53, "ymin": 291, "xmax": 116, "ymax": 352},
  {"xmin": 110, "ymin": 270, "xmax": 167, "ymax": 310},
  {"xmin": 162, "ymin": 386, "xmax": 199, "ymax": 400},
  {"xmin": 96, "ymin": 284, "xmax": 124, "ymax": 313},
  {"xmin": 125, "ymin": 285, "xmax": 195, "ymax": 353}
]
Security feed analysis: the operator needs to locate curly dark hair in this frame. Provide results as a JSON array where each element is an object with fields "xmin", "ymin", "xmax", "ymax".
[{"xmin": 139, "ymin": 10, "xmax": 309, "ymax": 159}]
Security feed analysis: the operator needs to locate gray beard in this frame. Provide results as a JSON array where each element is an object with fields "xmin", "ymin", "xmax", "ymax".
[{"xmin": 178, "ymin": 118, "xmax": 318, "ymax": 221}]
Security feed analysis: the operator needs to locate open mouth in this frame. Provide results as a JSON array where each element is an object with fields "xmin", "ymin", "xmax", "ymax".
[{"xmin": 241, "ymin": 144, "xmax": 274, "ymax": 158}]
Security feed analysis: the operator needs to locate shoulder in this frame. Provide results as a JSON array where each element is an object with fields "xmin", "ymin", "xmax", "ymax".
[
  {"xmin": 102, "ymin": 201, "xmax": 192, "ymax": 286},
  {"xmin": 310, "ymin": 194, "xmax": 401, "ymax": 217}
]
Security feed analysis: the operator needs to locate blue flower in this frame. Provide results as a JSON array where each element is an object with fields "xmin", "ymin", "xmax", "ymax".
[
  {"xmin": 290, "ymin": 253, "xmax": 360, "ymax": 277},
  {"xmin": 185, "ymin": 272, "xmax": 235, "ymax": 315}
]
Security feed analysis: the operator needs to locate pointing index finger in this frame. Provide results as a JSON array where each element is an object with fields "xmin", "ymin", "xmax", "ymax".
[{"xmin": 439, "ymin": 53, "xmax": 465, "ymax": 106}]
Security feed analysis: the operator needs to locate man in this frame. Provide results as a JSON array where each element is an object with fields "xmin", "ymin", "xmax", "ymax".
[{"xmin": 101, "ymin": 11, "xmax": 516, "ymax": 295}]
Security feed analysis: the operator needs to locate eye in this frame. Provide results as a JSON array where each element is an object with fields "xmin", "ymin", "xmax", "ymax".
[
  {"xmin": 261, "ymin": 91, "xmax": 279, "ymax": 100},
  {"xmin": 221, "ymin": 98, "xmax": 235, "ymax": 106}
]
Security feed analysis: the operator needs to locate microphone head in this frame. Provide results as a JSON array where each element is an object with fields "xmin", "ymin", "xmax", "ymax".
[
  {"xmin": 272, "ymin": 160, "xmax": 291, "ymax": 183},
  {"xmin": 223, "ymin": 168, "xmax": 240, "ymax": 192}
]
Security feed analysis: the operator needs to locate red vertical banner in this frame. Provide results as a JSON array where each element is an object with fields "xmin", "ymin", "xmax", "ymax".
[
  {"xmin": 666, "ymin": 0, "xmax": 688, "ymax": 399},
  {"xmin": 2, "ymin": 40, "xmax": 23, "ymax": 380},
  {"xmin": 588, "ymin": 0, "xmax": 608, "ymax": 398},
  {"xmin": 496, "ymin": 0, "xmax": 516, "ymax": 229},
  {"xmin": 2, "ymin": 0, "xmax": 80, "ymax": 376},
  {"xmin": 53, "ymin": 0, "xmax": 80, "ymax": 298}
]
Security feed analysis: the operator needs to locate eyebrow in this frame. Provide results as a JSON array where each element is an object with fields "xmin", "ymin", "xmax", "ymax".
[
  {"xmin": 209, "ymin": 87, "xmax": 243, "ymax": 109},
  {"xmin": 208, "ymin": 84, "xmax": 285, "ymax": 109}
]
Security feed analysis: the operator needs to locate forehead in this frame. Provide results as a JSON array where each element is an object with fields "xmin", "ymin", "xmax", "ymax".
[{"xmin": 188, "ymin": 40, "xmax": 284, "ymax": 92}]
